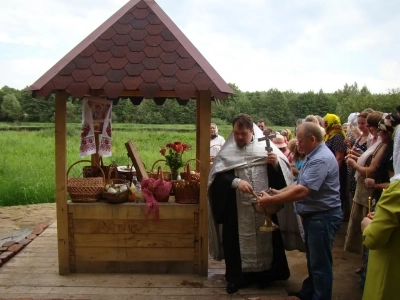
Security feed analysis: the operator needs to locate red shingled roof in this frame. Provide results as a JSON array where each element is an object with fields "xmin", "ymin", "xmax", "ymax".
[{"xmin": 27, "ymin": 0, "xmax": 234, "ymax": 101}]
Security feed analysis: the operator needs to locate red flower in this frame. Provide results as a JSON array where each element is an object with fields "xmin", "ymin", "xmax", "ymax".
[{"xmin": 160, "ymin": 141, "xmax": 190, "ymax": 170}]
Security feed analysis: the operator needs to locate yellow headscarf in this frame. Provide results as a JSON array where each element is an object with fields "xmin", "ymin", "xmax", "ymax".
[{"xmin": 324, "ymin": 113, "xmax": 346, "ymax": 141}]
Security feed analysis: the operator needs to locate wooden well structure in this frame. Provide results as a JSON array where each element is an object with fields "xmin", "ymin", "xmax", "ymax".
[{"xmin": 27, "ymin": 0, "xmax": 233, "ymax": 276}]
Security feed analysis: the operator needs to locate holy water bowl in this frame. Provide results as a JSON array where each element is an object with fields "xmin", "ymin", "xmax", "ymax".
[{"xmin": 249, "ymin": 196, "xmax": 280, "ymax": 232}]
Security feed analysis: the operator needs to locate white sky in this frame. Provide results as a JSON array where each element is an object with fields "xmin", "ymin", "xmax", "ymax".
[{"xmin": 0, "ymin": 0, "xmax": 399, "ymax": 93}]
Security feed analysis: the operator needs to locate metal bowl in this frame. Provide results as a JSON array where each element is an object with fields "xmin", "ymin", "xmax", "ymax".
[{"xmin": 249, "ymin": 198, "xmax": 281, "ymax": 215}]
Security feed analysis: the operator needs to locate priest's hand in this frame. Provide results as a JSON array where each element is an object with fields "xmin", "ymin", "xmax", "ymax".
[
  {"xmin": 237, "ymin": 180, "xmax": 255, "ymax": 195},
  {"xmin": 266, "ymin": 152, "xmax": 278, "ymax": 167}
]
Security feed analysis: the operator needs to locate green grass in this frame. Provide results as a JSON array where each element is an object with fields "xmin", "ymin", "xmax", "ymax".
[{"xmin": 0, "ymin": 123, "xmax": 291, "ymax": 206}]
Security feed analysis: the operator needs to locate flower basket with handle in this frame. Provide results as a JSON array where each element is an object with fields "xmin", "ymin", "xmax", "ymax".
[
  {"xmin": 172, "ymin": 161, "xmax": 200, "ymax": 204},
  {"xmin": 67, "ymin": 160, "xmax": 105, "ymax": 203},
  {"xmin": 180, "ymin": 159, "xmax": 201, "ymax": 181},
  {"xmin": 102, "ymin": 164, "xmax": 130, "ymax": 204},
  {"xmin": 149, "ymin": 160, "xmax": 171, "ymax": 181}
]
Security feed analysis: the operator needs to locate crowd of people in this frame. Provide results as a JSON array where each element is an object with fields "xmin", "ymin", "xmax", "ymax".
[{"xmin": 208, "ymin": 108, "xmax": 400, "ymax": 299}]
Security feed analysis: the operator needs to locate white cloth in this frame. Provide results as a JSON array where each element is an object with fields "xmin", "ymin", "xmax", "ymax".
[
  {"xmin": 80, "ymin": 97, "xmax": 113, "ymax": 158},
  {"xmin": 208, "ymin": 124, "xmax": 305, "ymax": 263},
  {"xmin": 210, "ymin": 135, "xmax": 225, "ymax": 156},
  {"xmin": 355, "ymin": 136, "xmax": 382, "ymax": 180}
]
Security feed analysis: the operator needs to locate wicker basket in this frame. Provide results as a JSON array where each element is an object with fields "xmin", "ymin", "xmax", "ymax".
[
  {"xmin": 149, "ymin": 160, "xmax": 171, "ymax": 181},
  {"xmin": 102, "ymin": 165, "xmax": 130, "ymax": 204},
  {"xmin": 67, "ymin": 160, "xmax": 105, "ymax": 203},
  {"xmin": 172, "ymin": 162, "xmax": 200, "ymax": 204},
  {"xmin": 180, "ymin": 159, "xmax": 200, "ymax": 181}
]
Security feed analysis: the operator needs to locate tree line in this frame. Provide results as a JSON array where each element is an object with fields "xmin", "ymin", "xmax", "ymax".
[{"xmin": 1, "ymin": 83, "xmax": 399, "ymax": 126}]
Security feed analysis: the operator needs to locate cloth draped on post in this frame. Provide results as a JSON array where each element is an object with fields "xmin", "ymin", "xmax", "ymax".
[
  {"xmin": 80, "ymin": 97, "xmax": 113, "ymax": 158},
  {"xmin": 207, "ymin": 125, "xmax": 305, "ymax": 272}
]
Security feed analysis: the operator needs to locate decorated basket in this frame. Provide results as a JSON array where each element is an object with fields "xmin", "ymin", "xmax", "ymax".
[
  {"xmin": 149, "ymin": 160, "xmax": 171, "ymax": 181},
  {"xmin": 180, "ymin": 159, "xmax": 200, "ymax": 181},
  {"xmin": 67, "ymin": 160, "xmax": 105, "ymax": 203},
  {"xmin": 146, "ymin": 166, "xmax": 172, "ymax": 202},
  {"xmin": 102, "ymin": 165, "xmax": 130, "ymax": 204},
  {"xmin": 172, "ymin": 161, "xmax": 200, "ymax": 204}
]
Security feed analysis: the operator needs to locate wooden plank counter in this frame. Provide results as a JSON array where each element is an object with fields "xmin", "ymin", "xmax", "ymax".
[{"xmin": 67, "ymin": 200, "xmax": 199, "ymax": 274}]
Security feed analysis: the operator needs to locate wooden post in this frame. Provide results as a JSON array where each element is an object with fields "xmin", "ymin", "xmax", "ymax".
[
  {"xmin": 196, "ymin": 90, "xmax": 211, "ymax": 276},
  {"xmin": 55, "ymin": 91, "xmax": 69, "ymax": 274}
]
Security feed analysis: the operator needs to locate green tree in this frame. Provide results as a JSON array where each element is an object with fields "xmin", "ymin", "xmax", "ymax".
[{"xmin": 1, "ymin": 94, "xmax": 22, "ymax": 122}]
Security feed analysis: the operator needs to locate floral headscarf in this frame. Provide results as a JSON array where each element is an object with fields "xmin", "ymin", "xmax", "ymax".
[{"xmin": 324, "ymin": 113, "xmax": 346, "ymax": 141}]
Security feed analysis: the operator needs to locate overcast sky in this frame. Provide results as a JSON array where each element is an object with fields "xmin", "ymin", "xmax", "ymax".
[{"xmin": 1, "ymin": 0, "xmax": 399, "ymax": 93}]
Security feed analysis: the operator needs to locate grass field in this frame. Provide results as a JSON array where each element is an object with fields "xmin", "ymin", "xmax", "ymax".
[{"xmin": 0, "ymin": 123, "xmax": 293, "ymax": 206}]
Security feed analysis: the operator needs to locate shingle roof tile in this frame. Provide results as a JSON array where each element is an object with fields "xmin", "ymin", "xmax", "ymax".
[
  {"xmin": 110, "ymin": 45, "xmax": 130, "ymax": 57},
  {"xmin": 113, "ymin": 23, "xmax": 133, "ymax": 35},
  {"xmin": 159, "ymin": 63, "xmax": 179, "ymax": 76},
  {"xmin": 142, "ymin": 46, "xmax": 163, "ymax": 58},
  {"xmin": 141, "ymin": 57, "xmax": 162, "ymax": 69},
  {"xmin": 86, "ymin": 75, "xmax": 109, "ymax": 89},
  {"xmin": 106, "ymin": 69, "xmax": 128, "ymax": 82},
  {"xmin": 147, "ymin": 14, "xmax": 161, "ymax": 25},
  {"xmin": 125, "ymin": 63, "xmax": 145, "ymax": 76},
  {"xmin": 92, "ymin": 51, "xmax": 113, "ymax": 63},
  {"xmin": 73, "ymin": 56, "xmax": 95, "ymax": 69},
  {"xmin": 90, "ymin": 63, "xmax": 111, "ymax": 75},
  {"xmin": 141, "ymin": 69, "xmax": 161, "ymax": 83},
  {"xmin": 68, "ymin": 82, "xmax": 90, "ymax": 98},
  {"xmin": 122, "ymin": 76, "xmax": 143, "ymax": 90},
  {"xmin": 103, "ymin": 82, "xmax": 125, "ymax": 98},
  {"xmin": 159, "ymin": 51, "xmax": 179, "ymax": 63},
  {"xmin": 52, "ymin": 75, "xmax": 74, "ymax": 89},
  {"xmin": 174, "ymin": 82, "xmax": 196, "ymax": 100},
  {"xmin": 100, "ymin": 27, "xmax": 117, "ymax": 40},
  {"xmin": 71, "ymin": 68, "xmax": 92, "ymax": 82},
  {"xmin": 129, "ymin": 29, "xmax": 148, "ymax": 41},
  {"xmin": 112, "ymin": 34, "xmax": 132, "ymax": 46},
  {"xmin": 145, "ymin": 24, "xmax": 166, "ymax": 35},
  {"xmin": 119, "ymin": 13, "xmax": 135, "ymax": 24},
  {"xmin": 131, "ymin": 18, "xmax": 149, "ymax": 30},
  {"xmin": 157, "ymin": 76, "xmax": 178, "ymax": 90},
  {"xmin": 126, "ymin": 51, "xmax": 146, "ymax": 63},
  {"xmin": 139, "ymin": 82, "xmax": 160, "ymax": 99},
  {"xmin": 28, "ymin": 0, "xmax": 233, "ymax": 100},
  {"xmin": 108, "ymin": 57, "xmax": 129, "ymax": 70},
  {"xmin": 160, "ymin": 40, "xmax": 180, "ymax": 52},
  {"xmin": 132, "ymin": 8, "xmax": 151, "ymax": 19},
  {"xmin": 176, "ymin": 58, "xmax": 196, "ymax": 70},
  {"xmin": 59, "ymin": 62, "xmax": 76, "ymax": 76}
]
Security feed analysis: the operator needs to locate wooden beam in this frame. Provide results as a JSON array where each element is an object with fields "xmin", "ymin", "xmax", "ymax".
[
  {"xmin": 55, "ymin": 90, "xmax": 69, "ymax": 274},
  {"xmin": 125, "ymin": 140, "xmax": 149, "ymax": 182},
  {"xmin": 196, "ymin": 90, "xmax": 211, "ymax": 276}
]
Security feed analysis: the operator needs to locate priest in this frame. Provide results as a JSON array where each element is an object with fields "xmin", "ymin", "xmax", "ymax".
[{"xmin": 208, "ymin": 113, "xmax": 304, "ymax": 294}]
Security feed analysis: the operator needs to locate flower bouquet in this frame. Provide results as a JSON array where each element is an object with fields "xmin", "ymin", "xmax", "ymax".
[{"xmin": 160, "ymin": 141, "xmax": 190, "ymax": 179}]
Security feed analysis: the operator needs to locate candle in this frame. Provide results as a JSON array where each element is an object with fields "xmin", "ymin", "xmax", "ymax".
[{"xmin": 368, "ymin": 196, "xmax": 372, "ymax": 214}]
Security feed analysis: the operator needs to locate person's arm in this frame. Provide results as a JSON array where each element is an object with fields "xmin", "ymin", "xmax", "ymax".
[
  {"xmin": 259, "ymin": 183, "xmax": 311, "ymax": 205},
  {"xmin": 363, "ymin": 182, "xmax": 400, "ymax": 250},
  {"xmin": 335, "ymin": 150, "xmax": 345, "ymax": 167},
  {"xmin": 347, "ymin": 144, "xmax": 387, "ymax": 177}
]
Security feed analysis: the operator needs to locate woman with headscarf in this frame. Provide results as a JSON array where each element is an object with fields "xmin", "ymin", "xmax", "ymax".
[
  {"xmin": 360, "ymin": 114, "xmax": 400, "ymax": 300},
  {"xmin": 344, "ymin": 111, "xmax": 384, "ymax": 255},
  {"xmin": 324, "ymin": 113, "xmax": 348, "ymax": 215},
  {"xmin": 210, "ymin": 123, "xmax": 226, "ymax": 157}
]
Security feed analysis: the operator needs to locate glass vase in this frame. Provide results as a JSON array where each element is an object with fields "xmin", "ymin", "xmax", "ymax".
[{"xmin": 170, "ymin": 168, "xmax": 179, "ymax": 180}]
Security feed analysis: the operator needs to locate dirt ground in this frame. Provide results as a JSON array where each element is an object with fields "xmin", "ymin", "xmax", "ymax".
[{"xmin": 0, "ymin": 203, "xmax": 363, "ymax": 299}]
